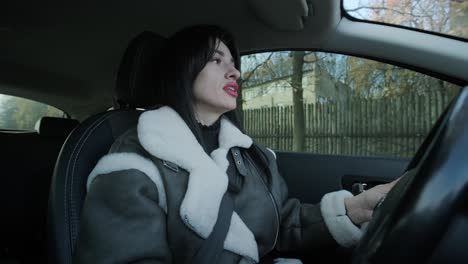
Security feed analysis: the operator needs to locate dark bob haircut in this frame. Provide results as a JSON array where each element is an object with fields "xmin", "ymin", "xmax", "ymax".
[{"xmin": 152, "ymin": 24, "xmax": 242, "ymax": 147}]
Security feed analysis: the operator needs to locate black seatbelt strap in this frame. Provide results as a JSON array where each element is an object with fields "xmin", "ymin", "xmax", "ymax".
[
  {"xmin": 192, "ymin": 191, "xmax": 235, "ymax": 264},
  {"xmin": 158, "ymin": 152, "xmax": 239, "ymax": 263}
]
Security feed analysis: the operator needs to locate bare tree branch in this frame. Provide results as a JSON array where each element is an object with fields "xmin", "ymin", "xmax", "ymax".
[
  {"xmin": 240, "ymin": 52, "xmax": 274, "ymax": 87},
  {"xmin": 346, "ymin": 5, "xmax": 434, "ymax": 19}
]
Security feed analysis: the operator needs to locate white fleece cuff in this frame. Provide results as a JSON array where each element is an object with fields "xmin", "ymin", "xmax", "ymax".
[{"xmin": 320, "ymin": 190, "xmax": 362, "ymax": 248}]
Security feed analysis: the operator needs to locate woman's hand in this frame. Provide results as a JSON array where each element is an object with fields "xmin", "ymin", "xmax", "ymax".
[{"xmin": 344, "ymin": 178, "xmax": 400, "ymax": 226}]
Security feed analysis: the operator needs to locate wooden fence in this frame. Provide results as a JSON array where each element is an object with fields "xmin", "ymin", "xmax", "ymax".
[{"xmin": 243, "ymin": 91, "xmax": 454, "ymax": 158}]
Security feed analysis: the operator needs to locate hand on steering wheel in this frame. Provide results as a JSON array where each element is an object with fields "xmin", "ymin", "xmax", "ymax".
[
  {"xmin": 345, "ymin": 178, "xmax": 401, "ymax": 226},
  {"xmin": 352, "ymin": 87, "xmax": 468, "ymax": 264}
]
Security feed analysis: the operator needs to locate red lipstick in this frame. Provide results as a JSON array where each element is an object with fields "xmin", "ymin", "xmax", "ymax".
[{"xmin": 223, "ymin": 82, "xmax": 238, "ymax": 97}]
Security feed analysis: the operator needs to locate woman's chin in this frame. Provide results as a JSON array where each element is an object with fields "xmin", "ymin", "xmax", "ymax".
[{"xmin": 219, "ymin": 102, "xmax": 237, "ymax": 113}]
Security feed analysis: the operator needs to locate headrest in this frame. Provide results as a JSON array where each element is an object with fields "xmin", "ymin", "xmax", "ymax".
[
  {"xmin": 35, "ymin": 117, "xmax": 79, "ymax": 137},
  {"xmin": 115, "ymin": 31, "xmax": 166, "ymax": 109}
]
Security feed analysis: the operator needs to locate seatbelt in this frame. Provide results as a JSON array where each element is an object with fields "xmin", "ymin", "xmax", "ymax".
[
  {"xmin": 159, "ymin": 150, "xmax": 241, "ymax": 263},
  {"xmin": 192, "ymin": 191, "xmax": 234, "ymax": 264}
]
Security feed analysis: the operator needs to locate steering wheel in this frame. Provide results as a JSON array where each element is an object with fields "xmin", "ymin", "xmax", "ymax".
[{"xmin": 352, "ymin": 87, "xmax": 468, "ymax": 264}]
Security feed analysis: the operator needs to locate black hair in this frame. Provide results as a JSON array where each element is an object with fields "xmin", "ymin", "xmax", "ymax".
[{"xmin": 152, "ymin": 24, "xmax": 242, "ymax": 147}]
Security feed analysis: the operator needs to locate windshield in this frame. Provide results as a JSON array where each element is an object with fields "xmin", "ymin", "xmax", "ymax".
[{"xmin": 343, "ymin": 0, "xmax": 468, "ymax": 40}]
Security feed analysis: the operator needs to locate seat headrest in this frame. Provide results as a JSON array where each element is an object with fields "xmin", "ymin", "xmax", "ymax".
[
  {"xmin": 115, "ymin": 31, "xmax": 166, "ymax": 109},
  {"xmin": 34, "ymin": 117, "xmax": 79, "ymax": 137}
]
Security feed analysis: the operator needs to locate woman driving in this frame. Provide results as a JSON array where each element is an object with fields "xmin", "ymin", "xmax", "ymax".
[{"xmin": 73, "ymin": 24, "xmax": 397, "ymax": 264}]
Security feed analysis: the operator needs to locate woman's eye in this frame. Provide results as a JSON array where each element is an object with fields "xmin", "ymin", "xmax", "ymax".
[{"xmin": 212, "ymin": 58, "xmax": 221, "ymax": 64}]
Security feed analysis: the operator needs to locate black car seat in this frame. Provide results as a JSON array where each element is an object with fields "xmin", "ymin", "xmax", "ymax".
[{"xmin": 47, "ymin": 31, "xmax": 165, "ymax": 264}]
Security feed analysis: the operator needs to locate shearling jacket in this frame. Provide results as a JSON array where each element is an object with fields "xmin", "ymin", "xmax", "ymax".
[{"xmin": 73, "ymin": 106, "xmax": 362, "ymax": 264}]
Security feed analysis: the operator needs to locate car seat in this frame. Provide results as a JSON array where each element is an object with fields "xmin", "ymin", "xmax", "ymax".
[{"xmin": 47, "ymin": 31, "xmax": 165, "ymax": 264}]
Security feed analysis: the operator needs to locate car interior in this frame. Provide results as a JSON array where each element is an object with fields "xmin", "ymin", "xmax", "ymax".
[{"xmin": 1, "ymin": 0, "xmax": 467, "ymax": 263}]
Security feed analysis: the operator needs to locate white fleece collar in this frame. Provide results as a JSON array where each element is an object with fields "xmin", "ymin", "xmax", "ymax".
[{"xmin": 137, "ymin": 106, "xmax": 258, "ymax": 262}]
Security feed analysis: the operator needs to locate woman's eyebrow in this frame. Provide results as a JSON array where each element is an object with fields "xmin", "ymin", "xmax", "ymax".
[{"xmin": 214, "ymin": 50, "xmax": 225, "ymax": 56}]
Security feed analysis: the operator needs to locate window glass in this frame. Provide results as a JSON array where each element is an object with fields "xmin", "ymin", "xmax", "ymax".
[
  {"xmin": 343, "ymin": 0, "xmax": 468, "ymax": 40},
  {"xmin": 240, "ymin": 51, "xmax": 461, "ymax": 159},
  {"xmin": 0, "ymin": 94, "xmax": 66, "ymax": 131}
]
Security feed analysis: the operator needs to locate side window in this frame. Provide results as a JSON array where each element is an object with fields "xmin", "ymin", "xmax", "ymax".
[
  {"xmin": 240, "ymin": 51, "xmax": 461, "ymax": 159},
  {"xmin": 0, "ymin": 94, "xmax": 66, "ymax": 131}
]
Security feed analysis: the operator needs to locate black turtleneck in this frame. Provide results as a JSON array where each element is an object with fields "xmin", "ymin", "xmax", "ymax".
[
  {"xmin": 198, "ymin": 120, "xmax": 243, "ymax": 193},
  {"xmin": 198, "ymin": 119, "xmax": 221, "ymax": 155}
]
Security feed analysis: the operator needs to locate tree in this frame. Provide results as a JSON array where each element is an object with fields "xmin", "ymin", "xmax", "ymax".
[
  {"xmin": 241, "ymin": 51, "xmax": 347, "ymax": 151},
  {"xmin": 291, "ymin": 51, "xmax": 306, "ymax": 152},
  {"xmin": 0, "ymin": 96, "xmax": 18, "ymax": 129},
  {"xmin": 238, "ymin": 52, "xmax": 275, "ymax": 123},
  {"xmin": 449, "ymin": 0, "xmax": 468, "ymax": 38},
  {"xmin": 241, "ymin": 51, "xmax": 313, "ymax": 151},
  {"xmin": 343, "ymin": 0, "xmax": 463, "ymax": 98},
  {"xmin": 0, "ymin": 95, "xmax": 65, "ymax": 130},
  {"xmin": 346, "ymin": 0, "xmax": 454, "ymax": 33}
]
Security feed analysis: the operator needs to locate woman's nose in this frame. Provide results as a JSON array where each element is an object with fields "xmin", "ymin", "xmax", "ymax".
[{"xmin": 225, "ymin": 65, "xmax": 240, "ymax": 81}]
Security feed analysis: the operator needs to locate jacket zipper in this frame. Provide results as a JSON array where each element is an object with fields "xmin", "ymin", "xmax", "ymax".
[{"xmin": 244, "ymin": 153, "xmax": 280, "ymax": 253}]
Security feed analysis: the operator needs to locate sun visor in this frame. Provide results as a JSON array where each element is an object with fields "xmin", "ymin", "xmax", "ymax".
[{"xmin": 248, "ymin": 0, "xmax": 311, "ymax": 31}]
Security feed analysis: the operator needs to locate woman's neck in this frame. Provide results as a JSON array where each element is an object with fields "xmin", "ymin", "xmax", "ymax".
[{"xmin": 194, "ymin": 110, "xmax": 222, "ymax": 126}]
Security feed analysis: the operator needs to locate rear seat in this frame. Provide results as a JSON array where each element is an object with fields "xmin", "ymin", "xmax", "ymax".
[
  {"xmin": 0, "ymin": 117, "xmax": 78, "ymax": 263},
  {"xmin": 34, "ymin": 117, "xmax": 79, "ymax": 139}
]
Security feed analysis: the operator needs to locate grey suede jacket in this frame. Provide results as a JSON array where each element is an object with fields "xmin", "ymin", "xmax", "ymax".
[{"xmin": 73, "ymin": 106, "xmax": 360, "ymax": 264}]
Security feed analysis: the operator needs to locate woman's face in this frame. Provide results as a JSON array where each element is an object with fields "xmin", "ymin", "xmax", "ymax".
[{"xmin": 193, "ymin": 40, "xmax": 240, "ymax": 122}]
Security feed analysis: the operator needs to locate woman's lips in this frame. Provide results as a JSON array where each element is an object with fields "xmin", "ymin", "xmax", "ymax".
[{"xmin": 223, "ymin": 82, "xmax": 238, "ymax": 97}]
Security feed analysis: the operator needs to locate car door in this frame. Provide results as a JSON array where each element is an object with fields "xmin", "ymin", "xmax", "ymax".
[{"xmin": 240, "ymin": 51, "xmax": 461, "ymax": 204}]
